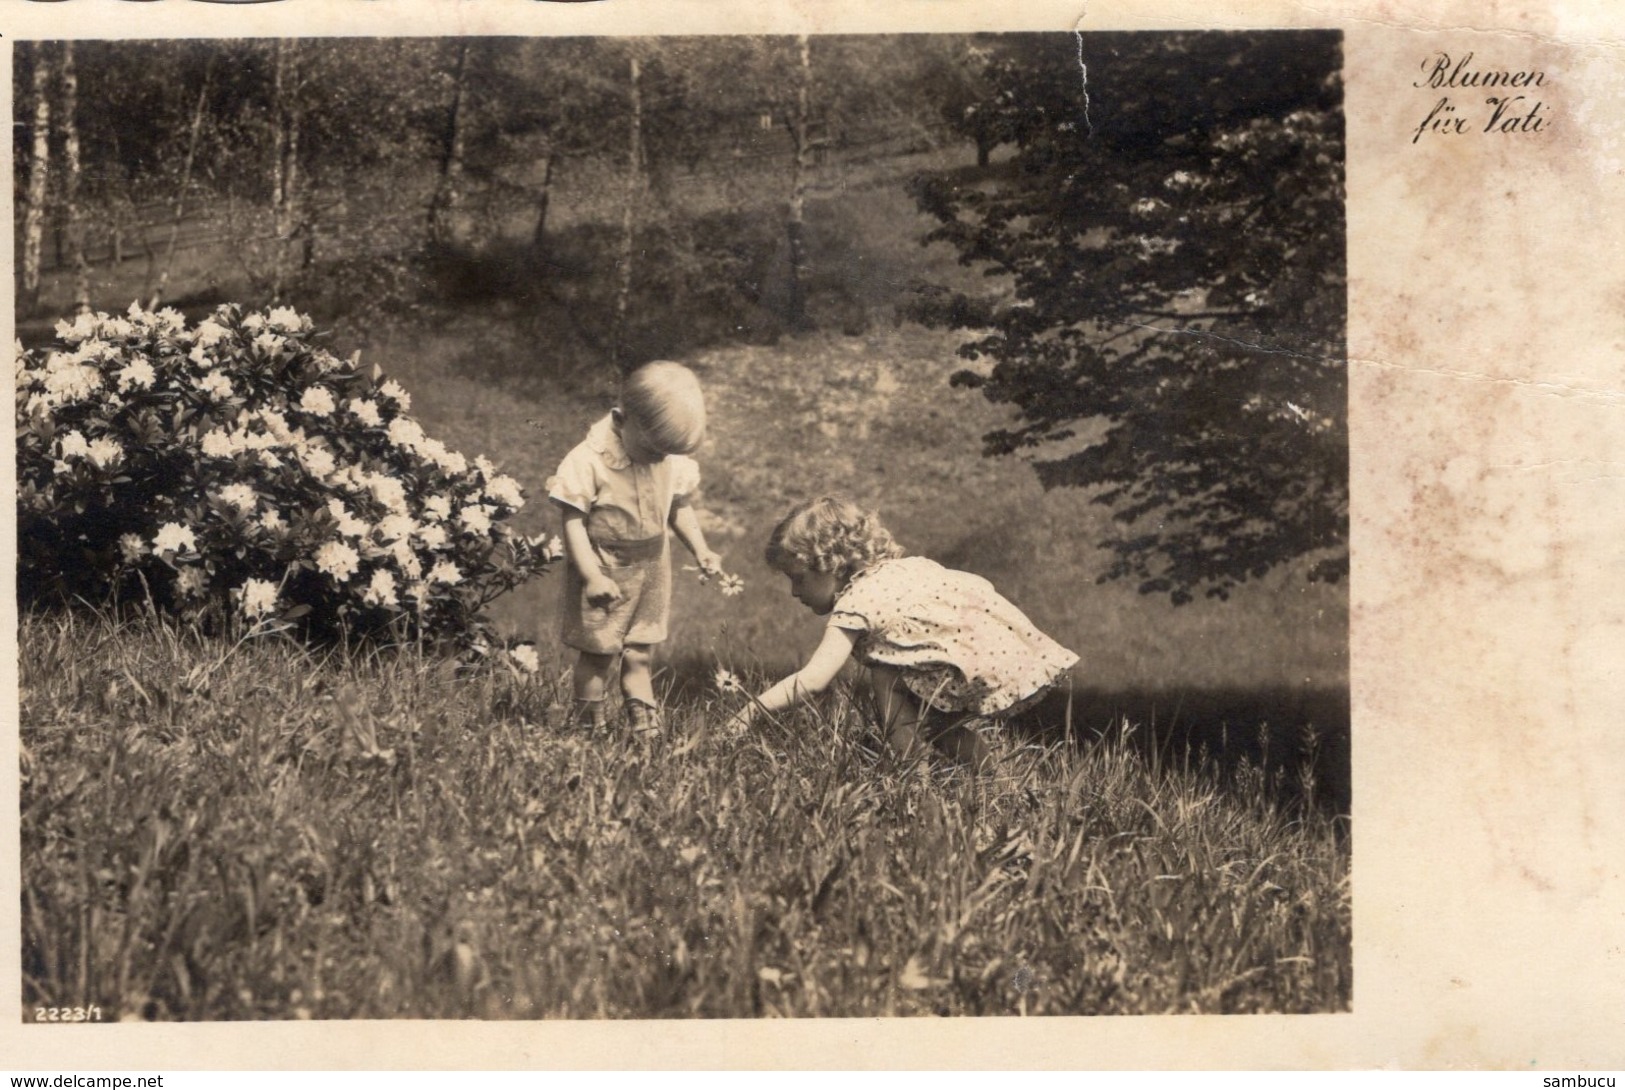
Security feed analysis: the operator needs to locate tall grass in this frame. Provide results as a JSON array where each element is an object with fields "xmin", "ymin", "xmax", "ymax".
[{"xmin": 21, "ymin": 608, "xmax": 1349, "ymax": 1019}]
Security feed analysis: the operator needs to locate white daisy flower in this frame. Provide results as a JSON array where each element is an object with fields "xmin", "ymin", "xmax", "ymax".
[
  {"xmin": 509, "ymin": 645, "xmax": 540, "ymax": 674},
  {"xmin": 428, "ymin": 560, "xmax": 463, "ymax": 585},
  {"xmin": 417, "ymin": 524, "xmax": 449, "ymax": 551},
  {"xmin": 119, "ymin": 534, "xmax": 147, "ymax": 563}
]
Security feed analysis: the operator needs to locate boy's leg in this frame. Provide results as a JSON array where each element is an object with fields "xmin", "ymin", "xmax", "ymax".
[
  {"xmin": 870, "ymin": 665, "xmax": 928, "ymax": 759},
  {"xmin": 620, "ymin": 644, "xmax": 660, "ymax": 732},
  {"xmin": 573, "ymin": 651, "xmax": 615, "ymax": 728},
  {"xmin": 620, "ymin": 644, "xmax": 655, "ymax": 706}
]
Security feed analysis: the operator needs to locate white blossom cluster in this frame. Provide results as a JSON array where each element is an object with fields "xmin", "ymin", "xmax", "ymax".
[{"xmin": 15, "ymin": 302, "xmax": 558, "ymax": 641}]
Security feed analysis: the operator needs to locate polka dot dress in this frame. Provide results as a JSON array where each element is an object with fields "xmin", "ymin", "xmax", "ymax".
[{"xmin": 828, "ymin": 556, "xmax": 1079, "ymax": 717}]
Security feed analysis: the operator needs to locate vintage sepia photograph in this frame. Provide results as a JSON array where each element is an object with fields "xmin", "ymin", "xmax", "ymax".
[{"xmin": 11, "ymin": 31, "xmax": 1353, "ymax": 1023}]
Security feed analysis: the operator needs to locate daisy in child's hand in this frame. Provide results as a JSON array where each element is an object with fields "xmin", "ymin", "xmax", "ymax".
[{"xmin": 685, "ymin": 560, "xmax": 744, "ymax": 596}]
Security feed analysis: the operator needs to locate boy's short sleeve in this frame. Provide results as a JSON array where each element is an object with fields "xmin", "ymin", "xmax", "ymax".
[
  {"xmin": 669, "ymin": 455, "xmax": 701, "ymax": 504},
  {"xmin": 547, "ymin": 444, "xmax": 597, "ymax": 514}
]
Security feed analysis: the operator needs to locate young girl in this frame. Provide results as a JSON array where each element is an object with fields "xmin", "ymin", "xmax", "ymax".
[
  {"xmin": 548, "ymin": 361, "xmax": 722, "ymax": 733},
  {"xmin": 726, "ymin": 496, "xmax": 1077, "ymax": 766}
]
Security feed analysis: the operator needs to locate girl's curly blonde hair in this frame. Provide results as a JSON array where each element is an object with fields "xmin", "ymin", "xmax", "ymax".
[{"xmin": 764, "ymin": 496, "xmax": 904, "ymax": 581}]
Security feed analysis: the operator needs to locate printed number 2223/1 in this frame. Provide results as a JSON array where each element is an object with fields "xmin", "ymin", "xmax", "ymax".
[{"xmin": 34, "ymin": 1006, "xmax": 104, "ymax": 1022}]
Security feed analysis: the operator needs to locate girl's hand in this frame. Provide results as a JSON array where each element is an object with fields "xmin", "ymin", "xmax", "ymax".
[
  {"xmin": 584, "ymin": 574, "xmax": 623, "ymax": 608},
  {"xmin": 721, "ymin": 705, "xmax": 754, "ymax": 738},
  {"xmin": 696, "ymin": 550, "xmax": 723, "ymax": 578}
]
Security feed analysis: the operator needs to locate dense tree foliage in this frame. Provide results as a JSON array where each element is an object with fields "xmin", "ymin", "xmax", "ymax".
[{"xmin": 910, "ymin": 32, "xmax": 1347, "ymax": 602}]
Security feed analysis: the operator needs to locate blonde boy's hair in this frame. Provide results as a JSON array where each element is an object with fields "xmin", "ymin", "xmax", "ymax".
[
  {"xmin": 621, "ymin": 361, "xmax": 706, "ymax": 455},
  {"xmin": 765, "ymin": 496, "xmax": 904, "ymax": 582}
]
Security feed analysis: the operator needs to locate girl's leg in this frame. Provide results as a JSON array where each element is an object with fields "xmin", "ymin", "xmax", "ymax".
[
  {"xmin": 573, "ymin": 651, "xmax": 615, "ymax": 728},
  {"xmin": 869, "ymin": 665, "xmax": 928, "ymax": 759},
  {"xmin": 925, "ymin": 717, "xmax": 993, "ymax": 770},
  {"xmin": 620, "ymin": 643, "xmax": 660, "ymax": 732}
]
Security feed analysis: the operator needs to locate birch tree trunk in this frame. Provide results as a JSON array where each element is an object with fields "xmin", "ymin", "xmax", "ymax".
[
  {"xmin": 61, "ymin": 42, "xmax": 90, "ymax": 315},
  {"xmin": 149, "ymin": 59, "xmax": 212, "ymax": 309},
  {"xmin": 530, "ymin": 152, "xmax": 554, "ymax": 257},
  {"xmin": 612, "ymin": 51, "xmax": 643, "ymax": 370},
  {"xmin": 21, "ymin": 46, "xmax": 52, "ymax": 317},
  {"xmin": 784, "ymin": 35, "xmax": 814, "ymax": 331},
  {"xmin": 428, "ymin": 40, "xmax": 471, "ymax": 247},
  {"xmin": 269, "ymin": 40, "xmax": 303, "ymax": 302}
]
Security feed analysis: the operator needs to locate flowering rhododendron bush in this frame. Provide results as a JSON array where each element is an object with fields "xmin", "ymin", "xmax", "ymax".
[{"xmin": 15, "ymin": 303, "xmax": 559, "ymax": 644}]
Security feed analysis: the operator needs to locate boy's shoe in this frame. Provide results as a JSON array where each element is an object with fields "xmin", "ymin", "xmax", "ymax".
[
  {"xmin": 625, "ymin": 700, "xmax": 663, "ymax": 735},
  {"xmin": 573, "ymin": 699, "xmax": 608, "ymax": 732}
]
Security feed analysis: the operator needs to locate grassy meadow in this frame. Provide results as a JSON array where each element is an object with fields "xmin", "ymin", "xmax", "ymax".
[
  {"xmin": 21, "ymin": 607, "xmax": 1349, "ymax": 1019},
  {"xmin": 18, "ymin": 143, "xmax": 1351, "ymax": 1018}
]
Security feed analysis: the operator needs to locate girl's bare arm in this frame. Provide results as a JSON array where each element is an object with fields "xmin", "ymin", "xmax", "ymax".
[{"xmin": 727, "ymin": 625, "xmax": 858, "ymax": 732}]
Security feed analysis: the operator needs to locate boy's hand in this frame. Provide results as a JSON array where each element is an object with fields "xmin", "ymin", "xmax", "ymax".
[{"xmin": 584, "ymin": 574, "xmax": 623, "ymax": 608}]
